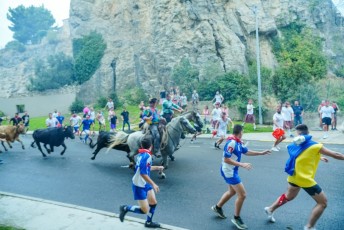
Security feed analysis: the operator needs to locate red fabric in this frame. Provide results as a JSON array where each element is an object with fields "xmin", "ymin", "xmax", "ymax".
[
  {"xmin": 226, "ymin": 135, "xmax": 243, "ymax": 144},
  {"xmin": 277, "ymin": 193, "xmax": 289, "ymax": 206},
  {"xmin": 272, "ymin": 128, "xmax": 285, "ymax": 139},
  {"xmin": 138, "ymin": 148, "xmax": 152, "ymax": 155}
]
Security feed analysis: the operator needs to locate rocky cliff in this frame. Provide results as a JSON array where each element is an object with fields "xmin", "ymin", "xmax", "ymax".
[{"xmin": 1, "ymin": 0, "xmax": 343, "ymax": 100}]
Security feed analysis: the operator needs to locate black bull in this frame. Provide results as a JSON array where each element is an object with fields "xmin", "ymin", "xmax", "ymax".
[
  {"xmin": 89, "ymin": 131, "xmax": 133, "ymax": 162},
  {"xmin": 30, "ymin": 126, "xmax": 75, "ymax": 157}
]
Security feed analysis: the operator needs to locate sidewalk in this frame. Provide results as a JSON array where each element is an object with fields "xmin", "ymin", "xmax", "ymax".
[{"xmin": 0, "ymin": 192, "xmax": 188, "ymax": 230}]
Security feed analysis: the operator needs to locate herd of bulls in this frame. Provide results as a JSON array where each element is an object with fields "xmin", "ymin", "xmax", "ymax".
[{"xmin": 0, "ymin": 111, "xmax": 204, "ymax": 175}]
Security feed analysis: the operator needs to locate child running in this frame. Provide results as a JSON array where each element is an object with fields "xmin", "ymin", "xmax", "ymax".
[
  {"xmin": 214, "ymin": 112, "xmax": 234, "ymax": 149},
  {"xmin": 119, "ymin": 137, "xmax": 164, "ymax": 228},
  {"xmin": 211, "ymin": 125, "xmax": 271, "ymax": 229}
]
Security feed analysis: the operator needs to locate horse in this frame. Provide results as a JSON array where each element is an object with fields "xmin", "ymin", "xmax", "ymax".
[{"xmin": 108, "ymin": 114, "xmax": 198, "ymax": 170}]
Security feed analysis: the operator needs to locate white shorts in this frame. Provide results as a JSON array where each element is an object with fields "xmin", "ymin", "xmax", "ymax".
[{"xmin": 217, "ymin": 128, "xmax": 227, "ymax": 137}]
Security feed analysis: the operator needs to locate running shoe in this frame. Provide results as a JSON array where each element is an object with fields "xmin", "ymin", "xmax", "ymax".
[
  {"xmin": 271, "ymin": 147, "xmax": 279, "ymax": 152},
  {"xmin": 119, "ymin": 205, "xmax": 128, "ymax": 222},
  {"xmin": 145, "ymin": 221, "xmax": 161, "ymax": 228},
  {"xmin": 323, "ymin": 134, "xmax": 328, "ymax": 139},
  {"xmin": 276, "ymin": 146, "xmax": 281, "ymax": 150},
  {"xmin": 264, "ymin": 207, "xmax": 276, "ymax": 223},
  {"xmin": 211, "ymin": 205, "xmax": 226, "ymax": 219},
  {"xmin": 231, "ymin": 216, "xmax": 248, "ymax": 229}
]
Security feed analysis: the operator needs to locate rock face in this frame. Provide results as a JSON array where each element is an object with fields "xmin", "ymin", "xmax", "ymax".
[{"xmin": 0, "ymin": 0, "xmax": 343, "ymax": 101}]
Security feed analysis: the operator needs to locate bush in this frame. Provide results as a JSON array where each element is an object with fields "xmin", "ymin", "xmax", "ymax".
[
  {"xmin": 28, "ymin": 52, "xmax": 74, "ymax": 91},
  {"xmin": 69, "ymin": 98, "xmax": 84, "ymax": 113},
  {"xmin": 5, "ymin": 40, "xmax": 26, "ymax": 53},
  {"xmin": 96, "ymin": 96, "xmax": 108, "ymax": 108},
  {"xmin": 0, "ymin": 110, "xmax": 6, "ymax": 117},
  {"xmin": 110, "ymin": 92, "xmax": 122, "ymax": 109},
  {"xmin": 73, "ymin": 31, "xmax": 106, "ymax": 84},
  {"xmin": 122, "ymin": 88, "xmax": 149, "ymax": 105}
]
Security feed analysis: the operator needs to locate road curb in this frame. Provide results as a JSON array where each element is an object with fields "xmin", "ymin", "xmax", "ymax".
[{"xmin": 0, "ymin": 191, "xmax": 188, "ymax": 230}]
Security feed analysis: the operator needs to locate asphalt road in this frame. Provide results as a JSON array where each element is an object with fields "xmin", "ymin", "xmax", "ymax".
[{"xmin": 0, "ymin": 135, "xmax": 344, "ymax": 230}]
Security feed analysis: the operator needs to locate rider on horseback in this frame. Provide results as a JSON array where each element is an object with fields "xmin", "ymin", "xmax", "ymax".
[{"xmin": 143, "ymin": 98, "xmax": 162, "ymax": 158}]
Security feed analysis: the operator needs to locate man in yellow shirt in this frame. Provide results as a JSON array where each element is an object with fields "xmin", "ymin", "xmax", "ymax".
[{"xmin": 264, "ymin": 124, "xmax": 344, "ymax": 230}]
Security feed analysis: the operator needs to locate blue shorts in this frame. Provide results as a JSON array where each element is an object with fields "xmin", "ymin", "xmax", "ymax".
[
  {"xmin": 132, "ymin": 184, "xmax": 153, "ymax": 200},
  {"xmin": 73, "ymin": 127, "xmax": 79, "ymax": 132},
  {"xmin": 221, "ymin": 168, "xmax": 241, "ymax": 185}
]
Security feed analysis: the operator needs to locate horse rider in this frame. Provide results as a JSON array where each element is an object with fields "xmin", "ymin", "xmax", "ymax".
[
  {"xmin": 143, "ymin": 98, "xmax": 162, "ymax": 158},
  {"xmin": 161, "ymin": 93, "xmax": 183, "ymax": 123}
]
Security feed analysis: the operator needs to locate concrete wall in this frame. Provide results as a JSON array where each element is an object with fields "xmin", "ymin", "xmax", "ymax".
[{"xmin": 0, "ymin": 93, "xmax": 77, "ymax": 117}]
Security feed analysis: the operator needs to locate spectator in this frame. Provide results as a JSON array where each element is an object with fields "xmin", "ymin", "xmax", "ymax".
[
  {"xmin": 173, "ymin": 93, "xmax": 181, "ymax": 106},
  {"xmin": 22, "ymin": 111, "xmax": 30, "ymax": 132},
  {"xmin": 320, "ymin": 100, "xmax": 334, "ymax": 139},
  {"xmin": 332, "ymin": 101, "xmax": 340, "ymax": 131},
  {"xmin": 180, "ymin": 93, "xmax": 188, "ymax": 111},
  {"xmin": 191, "ymin": 90, "xmax": 199, "ymax": 106},
  {"xmin": 317, "ymin": 100, "xmax": 325, "ymax": 130},
  {"xmin": 221, "ymin": 104, "xmax": 229, "ymax": 116},
  {"xmin": 10, "ymin": 113, "xmax": 22, "ymax": 126},
  {"xmin": 83, "ymin": 106, "xmax": 90, "ymax": 118},
  {"xmin": 121, "ymin": 107, "xmax": 130, "ymax": 131},
  {"xmin": 202, "ymin": 105, "xmax": 210, "ymax": 125},
  {"xmin": 46, "ymin": 113, "xmax": 58, "ymax": 128},
  {"xmin": 89, "ymin": 107, "xmax": 96, "ymax": 125},
  {"xmin": 139, "ymin": 101, "xmax": 145, "ymax": 111},
  {"xmin": 105, "ymin": 98, "xmax": 114, "ymax": 111},
  {"xmin": 292, "ymin": 100, "xmax": 303, "ymax": 127},
  {"xmin": 242, "ymin": 99, "xmax": 256, "ymax": 130},
  {"xmin": 52, "ymin": 109, "xmax": 58, "ymax": 118},
  {"xmin": 0, "ymin": 116, "xmax": 3, "ymax": 125},
  {"xmin": 96, "ymin": 111, "xmax": 106, "ymax": 132},
  {"xmin": 110, "ymin": 112, "xmax": 118, "ymax": 132},
  {"xmin": 212, "ymin": 91, "xmax": 224, "ymax": 106}
]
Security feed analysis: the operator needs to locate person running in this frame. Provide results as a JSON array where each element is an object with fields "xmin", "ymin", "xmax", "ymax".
[
  {"xmin": 119, "ymin": 137, "xmax": 164, "ymax": 228},
  {"xmin": 56, "ymin": 112, "xmax": 65, "ymax": 127},
  {"xmin": 143, "ymin": 98, "xmax": 162, "ymax": 157},
  {"xmin": 320, "ymin": 100, "xmax": 334, "ymax": 139},
  {"xmin": 70, "ymin": 113, "xmax": 82, "ymax": 135},
  {"xmin": 161, "ymin": 94, "xmax": 183, "ymax": 123},
  {"xmin": 211, "ymin": 102, "xmax": 222, "ymax": 129},
  {"xmin": 264, "ymin": 124, "xmax": 344, "ymax": 230},
  {"xmin": 109, "ymin": 112, "xmax": 118, "ymax": 133},
  {"xmin": 242, "ymin": 99, "xmax": 256, "ymax": 130},
  {"xmin": 9, "ymin": 113, "xmax": 22, "ymax": 126},
  {"xmin": 211, "ymin": 124, "xmax": 270, "ymax": 229},
  {"xmin": 282, "ymin": 102, "xmax": 294, "ymax": 137},
  {"xmin": 331, "ymin": 101, "xmax": 340, "ymax": 130},
  {"xmin": 79, "ymin": 115, "xmax": 93, "ymax": 144},
  {"xmin": 121, "ymin": 107, "xmax": 130, "ymax": 131},
  {"xmin": 272, "ymin": 106, "xmax": 286, "ymax": 152},
  {"xmin": 214, "ymin": 112, "xmax": 234, "ymax": 149},
  {"xmin": 292, "ymin": 100, "xmax": 304, "ymax": 127},
  {"xmin": 21, "ymin": 111, "xmax": 30, "ymax": 132},
  {"xmin": 46, "ymin": 113, "xmax": 58, "ymax": 128},
  {"xmin": 212, "ymin": 91, "xmax": 224, "ymax": 106}
]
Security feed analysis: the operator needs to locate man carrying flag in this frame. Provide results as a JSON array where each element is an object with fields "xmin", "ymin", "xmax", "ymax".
[{"xmin": 264, "ymin": 124, "xmax": 344, "ymax": 230}]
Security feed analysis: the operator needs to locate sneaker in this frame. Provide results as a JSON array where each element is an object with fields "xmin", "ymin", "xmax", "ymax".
[
  {"xmin": 304, "ymin": 226, "xmax": 316, "ymax": 230},
  {"xmin": 119, "ymin": 205, "xmax": 128, "ymax": 222},
  {"xmin": 271, "ymin": 147, "xmax": 279, "ymax": 152},
  {"xmin": 145, "ymin": 221, "xmax": 161, "ymax": 228},
  {"xmin": 231, "ymin": 216, "xmax": 248, "ymax": 229},
  {"xmin": 323, "ymin": 134, "xmax": 328, "ymax": 139},
  {"xmin": 215, "ymin": 144, "xmax": 221, "ymax": 150},
  {"xmin": 264, "ymin": 207, "xmax": 276, "ymax": 223},
  {"xmin": 276, "ymin": 146, "xmax": 280, "ymax": 150},
  {"xmin": 211, "ymin": 205, "xmax": 226, "ymax": 219}
]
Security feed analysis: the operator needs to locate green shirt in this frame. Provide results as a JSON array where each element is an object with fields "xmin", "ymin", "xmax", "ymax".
[{"xmin": 162, "ymin": 99, "xmax": 179, "ymax": 114}]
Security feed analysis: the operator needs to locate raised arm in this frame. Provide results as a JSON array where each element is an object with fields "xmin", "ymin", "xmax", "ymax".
[
  {"xmin": 245, "ymin": 149, "xmax": 271, "ymax": 156},
  {"xmin": 320, "ymin": 146, "xmax": 344, "ymax": 160}
]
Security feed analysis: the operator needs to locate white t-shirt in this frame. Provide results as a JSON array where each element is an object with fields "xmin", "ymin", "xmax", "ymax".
[
  {"xmin": 281, "ymin": 106, "xmax": 293, "ymax": 121},
  {"xmin": 247, "ymin": 104, "xmax": 254, "ymax": 115},
  {"xmin": 106, "ymin": 101, "xmax": 114, "ymax": 110},
  {"xmin": 217, "ymin": 117, "xmax": 232, "ymax": 136},
  {"xmin": 273, "ymin": 113, "xmax": 284, "ymax": 130},
  {"xmin": 46, "ymin": 118, "xmax": 58, "ymax": 128},
  {"xmin": 320, "ymin": 106, "xmax": 334, "ymax": 118},
  {"xmin": 90, "ymin": 111, "xmax": 96, "ymax": 120},
  {"xmin": 215, "ymin": 94, "xmax": 223, "ymax": 103},
  {"xmin": 212, "ymin": 108, "xmax": 222, "ymax": 121},
  {"xmin": 70, "ymin": 116, "xmax": 81, "ymax": 127},
  {"xmin": 180, "ymin": 96, "xmax": 187, "ymax": 106},
  {"xmin": 52, "ymin": 112, "xmax": 58, "ymax": 118}
]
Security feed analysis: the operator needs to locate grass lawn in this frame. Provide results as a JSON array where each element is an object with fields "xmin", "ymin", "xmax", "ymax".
[{"xmin": 1, "ymin": 104, "xmax": 272, "ymax": 133}]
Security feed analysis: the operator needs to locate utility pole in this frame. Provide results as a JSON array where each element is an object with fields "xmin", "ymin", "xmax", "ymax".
[
  {"xmin": 110, "ymin": 59, "xmax": 117, "ymax": 92},
  {"xmin": 254, "ymin": 6, "xmax": 263, "ymax": 125}
]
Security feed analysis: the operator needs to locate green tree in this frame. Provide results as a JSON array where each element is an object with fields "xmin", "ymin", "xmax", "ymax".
[
  {"xmin": 7, "ymin": 5, "xmax": 55, "ymax": 44},
  {"xmin": 171, "ymin": 57, "xmax": 199, "ymax": 95},
  {"xmin": 29, "ymin": 52, "xmax": 74, "ymax": 91},
  {"xmin": 73, "ymin": 31, "xmax": 107, "ymax": 84}
]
